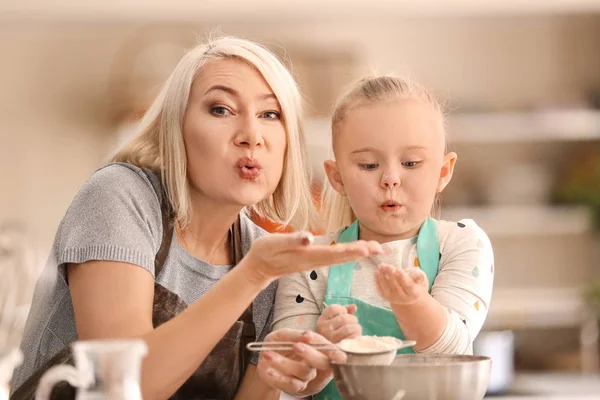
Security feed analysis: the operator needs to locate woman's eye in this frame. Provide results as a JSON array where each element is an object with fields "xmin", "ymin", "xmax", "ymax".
[
  {"xmin": 211, "ymin": 106, "xmax": 231, "ymax": 116},
  {"xmin": 361, "ymin": 163, "xmax": 379, "ymax": 171},
  {"xmin": 261, "ymin": 111, "xmax": 281, "ymax": 120}
]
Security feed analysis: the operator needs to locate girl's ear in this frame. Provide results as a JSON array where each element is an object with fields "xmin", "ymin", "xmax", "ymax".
[
  {"xmin": 324, "ymin": 159, "xmax": 346, "ymax": 196},
  {"xmin": 437, "ymin": 152, "xmax": 457, "ymax": 193}
]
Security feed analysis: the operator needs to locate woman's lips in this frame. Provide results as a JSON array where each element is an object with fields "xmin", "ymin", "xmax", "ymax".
[
  {"xmin": 235, "ymin": 157, "xmax": 263, "ymax": 180},
  {"xmin": 238, "ymin": 166, "xmax": 262, "ymax": 180}
]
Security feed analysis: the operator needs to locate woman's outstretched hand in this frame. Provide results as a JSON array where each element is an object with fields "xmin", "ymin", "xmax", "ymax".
[{"xmin": 241, "ymin": 231, "xmax": 383, "ymax": 286}]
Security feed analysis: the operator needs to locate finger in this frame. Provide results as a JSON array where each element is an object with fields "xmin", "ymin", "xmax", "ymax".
[
  {"xmin": 294, "ymin": 341, "xmax": 347, "ymax": 368},
  {"xmin": 402, "ymin": 269, "xmax": 425, "ymax": 298},
  {"xmin": 307, "ymin": 242, "xmax": 372, "ymax": 261},
  {"xmin": 327, "ymin": 314, "xmax": 359, "ymax": 333},
  {"xmin": 366, "ymin": 240, "xmax": 384, "ymax": 255},
  {"xmin": 378, "ymin": 266, "xmax": 410, "ymax": 301},
  {"xmin": 318, "ymin": 313, "xmax": 360, "ymax": 341},
  {"xmin": 292, "ymin": 342, "xmax": 332, "ymax": 370},
  {"xmin": 259, "ymin": 364, "xmax": 308, "ymax": 394},
  {"xmin": 394, "ymin": 268, "xmax": 415, "ymax": 291},
  {"xmin": 375, "ymin": 268, "xmax": 394, "ymax": 299},
  {"xmin": 330, "ymin": 323, "xmax": 362, "ymax": 343},
  {"xmin": 320, "ymin": 304, "xmax": 349, "ymax": 320},
  {"xmin": 393, "ymin": 269, "xmax": 423, "ymax": 300},
  {"xmin": 377, "ymin": 263, "xmax": 395, "ymax": 274},
  {"xmin": 345, "ymin": 304, "xmax": 358, "ymax": 314},
  {"xmin": 262, "ymin": 350, "xmax": 317, "ymax": 382},
  {"xmin": 266, "ymin": 328, "xmax": 312, "ymax": 343},
  {"xmin": 374, "ymin": 267, "xmax": 386, "ymax": 292},
  {"xmin": 376, "ymin": 264, "xmax": 397, "ymax": 292},
  {"xmin": 406, "ymin": 267, "xmax": 426, "ymax": 284},
  {"xmin": 296, "ymin": 331, "xmax": 348, "ymax": 365},
  {"xmin": 374, "ymin": 268, "xmax": 386, "ymax": 296},
  {"xmin": 265, "ymin": 231, "xmax": 314, "ymax": 250},
  {"xmin": 294, "ymin": 242, "xmax": 375, "ymax": 269}
]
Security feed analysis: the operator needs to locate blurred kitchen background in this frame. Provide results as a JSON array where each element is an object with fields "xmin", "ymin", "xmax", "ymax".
[{"xmin": 2, "ymin": 0, "xmax": 600, "ymax": 397}]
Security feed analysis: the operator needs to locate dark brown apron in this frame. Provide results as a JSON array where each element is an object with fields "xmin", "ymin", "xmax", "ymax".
[{"xmin": 11, "ymin": 175, "xmax": 255, "ymax": 400}]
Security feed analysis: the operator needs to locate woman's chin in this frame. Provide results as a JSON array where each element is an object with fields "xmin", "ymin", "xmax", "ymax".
[{"xmin": 232, "ymin": 192, "xmax": 270, "ymax": 208}]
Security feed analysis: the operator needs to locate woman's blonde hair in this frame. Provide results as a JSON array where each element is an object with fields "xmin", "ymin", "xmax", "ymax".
[
  {"xmin": 321, "ymin": 75, "xmax": 446, "ymax": 232},
  {"xmin": 112, "ymin": 36, "xmax": 318, "ymax": 231}
]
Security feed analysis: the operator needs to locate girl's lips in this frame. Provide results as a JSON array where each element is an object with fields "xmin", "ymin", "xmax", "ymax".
[{"xmin": 380, "ymin": 200, "xmax": 402, "ymax": 212}]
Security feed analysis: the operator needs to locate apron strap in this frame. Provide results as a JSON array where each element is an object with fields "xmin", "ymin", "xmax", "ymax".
[
  {"xmin": 416, "ymin": 217, "xmax": 440, "ymax": 292},
  {"xmin": 324, "ymin": 220, "xmax": 360, "ymax": 298},
  {"xmin": 231, "ymin": 216, "xmax": 253, "ymax": 326},
  {"xmin": 230, "ymin": 216, "xmax": 255, "ymax": 373},
  {"xmin": 149, "ymin": 171, "xmax": 174, "ymax": 279}
]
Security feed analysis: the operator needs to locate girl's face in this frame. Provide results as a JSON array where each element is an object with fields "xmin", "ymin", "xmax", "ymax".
[{"xmin": 325, "ymin": 98, "xmax": 456, "ymax": 242}]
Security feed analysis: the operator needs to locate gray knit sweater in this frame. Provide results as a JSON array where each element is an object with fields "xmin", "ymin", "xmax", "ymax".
[{"xmin": 11, "ymin": 162, "xmax": 275, "ymax": 392}]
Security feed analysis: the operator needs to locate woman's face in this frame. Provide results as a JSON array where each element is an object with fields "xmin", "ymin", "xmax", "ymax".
[{"xmin": 183, "ymin": 58, "xmax": 287, "ymax": 209}]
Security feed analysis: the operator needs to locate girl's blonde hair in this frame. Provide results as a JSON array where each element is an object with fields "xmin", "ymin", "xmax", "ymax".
[
  {"xmin": 321, "ymin": 75, "xmax": 446, "ymax": 232},
  {"xmin": 112, "ymin": 36, "xmax": 318, "ymax": 231}
]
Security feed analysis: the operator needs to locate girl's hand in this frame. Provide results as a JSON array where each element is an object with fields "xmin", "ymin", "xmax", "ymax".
[
  {"xmin": 316, "ymin": 304, "xmax": 362, "ymax": 344},
  {"xmin": 375, "ymin": 264, "xmax": 429, "ymax": 305}
]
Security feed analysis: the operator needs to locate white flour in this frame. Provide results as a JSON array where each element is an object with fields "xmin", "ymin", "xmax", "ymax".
[{"xmin": 337, "ymin": 336, "xmax": 400, "ymax": 353}]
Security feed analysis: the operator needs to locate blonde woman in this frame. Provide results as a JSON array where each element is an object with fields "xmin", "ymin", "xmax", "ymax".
[{"xmin": 10, "ymin": 37, "xmax": 382, "ymax": 400}]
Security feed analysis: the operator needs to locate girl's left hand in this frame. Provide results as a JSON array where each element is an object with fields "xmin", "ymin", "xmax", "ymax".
[
  {"xmin": 317, "ymin": 304, "xmax": 362, "ymax": 344},
  {"xmin": 375, "ymin": 264, "xmax": 429, "ymax": 305}
]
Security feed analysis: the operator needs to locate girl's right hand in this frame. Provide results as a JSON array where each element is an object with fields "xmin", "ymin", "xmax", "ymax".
[{"xmin": 241, "ymin": 231, "xmax": 383, "ymax": 285}]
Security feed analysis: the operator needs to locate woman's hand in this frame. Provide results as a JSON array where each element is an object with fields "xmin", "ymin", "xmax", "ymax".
[
  {"xmin": 375, "ymin": 264, "xmax": 429, "ymax": 305},
  {"xmin": 241, "ymin": 231, "xmax": 383, "ymax": 286},
  {"xmin": 317, "ymin": 304, "xmax": 362, "ymax": 344},
  {"xmin": 256, "ymin": 328, "xmax": 345, "ymax": 395}
]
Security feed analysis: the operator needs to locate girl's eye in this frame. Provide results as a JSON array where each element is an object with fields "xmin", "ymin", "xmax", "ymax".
[
  {"xmin": 261, "ymin": 111, "xmax": 281, "ymax": 120},
  {"xmin": 403, "ymin": 161, "xmax": 421, "ymax": 168},
  {"xmin": 211, "ymin": 106, "xmax": 231, "ymax": 116},
  {"xmin": 361, "ymin": 163, "xmax": 379, "ymax": 171}
]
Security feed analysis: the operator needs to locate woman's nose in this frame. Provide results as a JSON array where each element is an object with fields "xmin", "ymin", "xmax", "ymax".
[{"xmin": 234, "ymin": 117, "xmax": 264, "ymax": 149}]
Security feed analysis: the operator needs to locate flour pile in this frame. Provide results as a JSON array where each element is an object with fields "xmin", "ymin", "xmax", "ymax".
[{"xmin": 337, "ymin": 336, "xmax": 400, "ymax": 353}]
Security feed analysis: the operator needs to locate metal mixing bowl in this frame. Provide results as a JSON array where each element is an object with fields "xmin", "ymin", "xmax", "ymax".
[{"xmin": 332, "ymin": 354, "xmax": 492, "ymax": 400}]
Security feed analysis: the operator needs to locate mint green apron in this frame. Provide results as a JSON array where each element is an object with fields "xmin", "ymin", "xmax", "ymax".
[{"xmin": 315, "ymin": 218, "xmax": 440, "ymax": 400}]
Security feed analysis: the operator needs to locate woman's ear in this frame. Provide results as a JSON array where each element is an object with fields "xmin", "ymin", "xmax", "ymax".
[
  {"xmin": 437, "ymin": 152, "xmax": 457, "ymax": 193},
  {"xmin": 324, "ymin": 160, "xmax": 347, "ymax": 196}
]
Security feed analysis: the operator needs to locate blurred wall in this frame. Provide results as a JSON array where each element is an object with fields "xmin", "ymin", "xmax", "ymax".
[{"xmin": 1, "ymin": 14, "xmax": 599, "ymax": 261}]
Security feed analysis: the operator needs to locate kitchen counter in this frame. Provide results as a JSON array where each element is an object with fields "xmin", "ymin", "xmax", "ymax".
[
  {"xmin": 486, "ymin": 397, "xmax": 599, "ymax": 400},
  {"xmin": 281, "ymin": 372, "xmax": 600, "ymax": 399},
  {"xmin": 484, "ymin": 372, "xmax": 600, "ymax": 399}
]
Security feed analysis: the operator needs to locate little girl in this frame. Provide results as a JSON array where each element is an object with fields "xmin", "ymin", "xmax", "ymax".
[{"xmin": 272, "ymin": 75, "xmax": 494, "ymax": 399}]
